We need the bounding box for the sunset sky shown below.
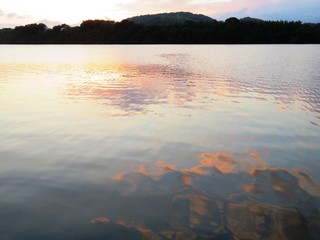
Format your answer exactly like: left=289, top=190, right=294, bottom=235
left=0, top=0, right=319, bottom=28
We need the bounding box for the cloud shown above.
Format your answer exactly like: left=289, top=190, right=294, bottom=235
left=0, top=0, right=319, bottom=28
left=117, top=0, right=226, bottom=17
left=213, top=0, right=320, bottom=22
left=37, top=19, right=63, bottom=28
left=0, top=8, right=30, bottom=19
left=0, top=8, right=63, bottom=28
left=5, top=12, right=27, bottom=19
left=118, top=0, right=320, bottom=22
left=0, top=9, right=34, bottom=28
left=0, top=0, right=126, bottom=25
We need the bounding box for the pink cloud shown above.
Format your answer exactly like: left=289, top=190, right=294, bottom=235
left=212, top=0, right=320, bottom=22
left=118, top=0, right=320, bottom=22
left=118, top=0, right=284, bottom=16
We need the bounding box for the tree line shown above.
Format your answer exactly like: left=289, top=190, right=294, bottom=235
left=0, top=18, right=319, bottom=44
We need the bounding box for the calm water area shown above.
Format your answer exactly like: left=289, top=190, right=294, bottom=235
left=0, top=45, right=319, bottom=239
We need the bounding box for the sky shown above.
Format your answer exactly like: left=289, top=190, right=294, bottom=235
left=0, top=0, right=319, bottom=28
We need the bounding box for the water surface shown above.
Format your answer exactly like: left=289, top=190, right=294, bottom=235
left=0, top=45, right=319, bottom=239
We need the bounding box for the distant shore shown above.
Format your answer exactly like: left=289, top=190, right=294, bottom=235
left=1, top=18, right=319, bottom=44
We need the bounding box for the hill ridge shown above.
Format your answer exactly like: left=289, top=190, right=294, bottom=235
left=125, top=12, right=215, bottom=25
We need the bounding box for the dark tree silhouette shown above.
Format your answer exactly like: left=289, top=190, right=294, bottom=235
left=0, top=17, right=319, bottom=44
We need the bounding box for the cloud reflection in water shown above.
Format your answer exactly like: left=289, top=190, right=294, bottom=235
left=63, top=50, right=320, bottom=128
left=1, top=45, right=320, bottom=239
left=85, top=149, right=320, bottom=240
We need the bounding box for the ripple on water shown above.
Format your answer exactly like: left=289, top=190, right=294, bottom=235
left=0, top=45, right=319, bottom=239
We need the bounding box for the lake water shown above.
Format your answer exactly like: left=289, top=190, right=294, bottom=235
left=0, top=45, right=319, bottom=239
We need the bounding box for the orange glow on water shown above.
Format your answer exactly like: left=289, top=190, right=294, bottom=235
left=1, top=45, right=319, bottom=239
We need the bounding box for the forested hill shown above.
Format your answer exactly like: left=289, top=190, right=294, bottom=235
left=0, top=13, right=319, bottom=44
left=126, top=12, right=215, bottom=25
